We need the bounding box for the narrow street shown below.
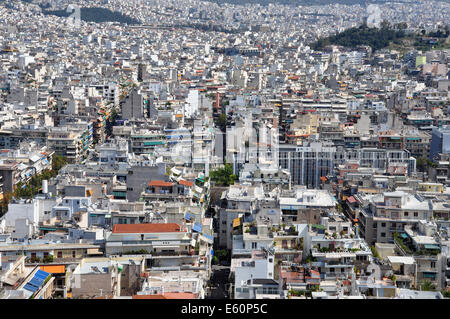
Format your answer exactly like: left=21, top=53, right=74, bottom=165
left=206, top=266, right=230, bottom=299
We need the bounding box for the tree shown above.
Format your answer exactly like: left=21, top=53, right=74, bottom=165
left=0, top=191, right=13, bottom=217
left=0, top=155, right=68, bottom=215
left=217, top=113, right=227, bottom=131
left=210, top=163, right=237, bottom=186
left=421, top=280, right=436, bottom=291
left=52, top=155, right=68, bottom=172
left=215, top=249, right=228, bottom=261
left=43, top=255, right=54, bottom=263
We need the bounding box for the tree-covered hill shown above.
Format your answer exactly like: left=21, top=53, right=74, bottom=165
left=312, top=23, right=408, bottom=51
left=41, top=6, right=141, bottom=25
left=312, top=23, right=450, bottom=52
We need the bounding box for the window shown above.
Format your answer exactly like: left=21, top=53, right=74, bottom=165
left=72, top=251, right=76, bottom=258
left=252, top=242, right=257, bottom=249
left=57, top=251, right=62, bottom=258
left=404, top=212, right=408, bottom=217
left=381, top=223, right=386, bottom=228
left=414, top=212, right=418, bottom=217
left=381, top=232, right=386, bottom=237
left=431, top=262, right=436, bottom=268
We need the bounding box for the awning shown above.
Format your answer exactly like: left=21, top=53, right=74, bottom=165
left=347, top=196, right=356, bottom=204
left=23, top=283, right=39, bottom=293
left=34, top=270, right=50, bottom=280
left=87, top=248, right=102, bottom=255
left=200, top=233, right=214, bottom=244
left=184, top=212, right=194, bottom=221
left=232, top=217, right=241, bottom=228
left=400, top=233, right=408, bottom=239
left=40, top=265, right=65, bottom=274
left=424, top=244, right=440, bottom=250
left=192, top=222, right=202, bottom=233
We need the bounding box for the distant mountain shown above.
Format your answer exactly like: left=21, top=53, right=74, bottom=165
left=41, top=6, right=141, bottom=25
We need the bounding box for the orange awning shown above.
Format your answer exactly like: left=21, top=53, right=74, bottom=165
left=179, top=179, right=194, bottom=187
left=232, top=217, right=241, bottom=228
left=40, top=265, right=65, bottom=274
left=149, top=180, right=173, bottom=187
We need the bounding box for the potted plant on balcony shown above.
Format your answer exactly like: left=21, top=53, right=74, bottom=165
left=43, top=255, right=54, bottom=263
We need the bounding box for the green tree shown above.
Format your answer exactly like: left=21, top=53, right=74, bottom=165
left=370, top=245, right=380, bottom=258
left=217, top=113, right=227, bottom=131
left=210, top=163, right=237, bottom=186
left=52, top=155, right=68, bottom=172
left=421, top=280, right=436, bottom=291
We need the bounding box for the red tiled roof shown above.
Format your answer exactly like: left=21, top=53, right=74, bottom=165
left=112, top=223, right=182, bottom=234
left=149, top=180, right=173, bottom=187
left=310, top=270, right=320, bottom=277
left=179, top=179, right=194, bottom=187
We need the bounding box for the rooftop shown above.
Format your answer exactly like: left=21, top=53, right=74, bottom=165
left=112, top=223, right=183, bottom=233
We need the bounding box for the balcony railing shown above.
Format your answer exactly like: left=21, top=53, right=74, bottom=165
left=324, top=262, right=353, bottom=268
left=232, top=248, right=253, bottom=256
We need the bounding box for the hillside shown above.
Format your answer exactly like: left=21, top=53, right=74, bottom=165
left=41, top=6, right=141, bottom=25
left=312, top=24, right=450, bottom=52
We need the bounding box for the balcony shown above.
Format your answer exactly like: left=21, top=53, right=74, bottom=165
left=324, top=272, right=348, bottom=280
left=324, top=262, right=353, bottom=268
left=274, top=247, right=302, bottom=254
left=151, top=251, right=193, bottom=257
left=232, top=248, right=253, bottom=256
left=418, top=267, right=438, bottom=273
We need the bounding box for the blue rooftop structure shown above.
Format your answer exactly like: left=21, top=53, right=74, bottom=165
left=192, top=222, right=202, bottom=232
left=22, top=270, right=50, bottom=295
left=23, top=283, right=39, bottom=293
left=184, top=212, right=194, bottom=221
